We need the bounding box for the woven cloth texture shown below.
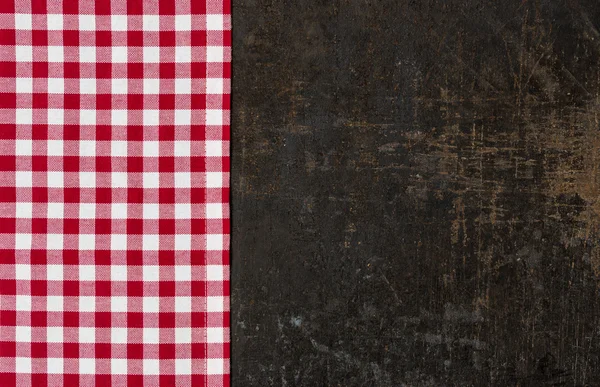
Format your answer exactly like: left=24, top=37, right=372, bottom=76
left=0, top=0, right=231, bottom=385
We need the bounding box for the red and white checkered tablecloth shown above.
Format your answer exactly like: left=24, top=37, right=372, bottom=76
left=0, top=0, right=230, bottom=385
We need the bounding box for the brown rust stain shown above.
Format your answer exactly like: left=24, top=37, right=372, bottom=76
left=539, top=99, right=600, bottom=274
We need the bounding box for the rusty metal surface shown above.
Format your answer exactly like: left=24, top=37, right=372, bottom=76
left=231, top=0, right=600, bottom=385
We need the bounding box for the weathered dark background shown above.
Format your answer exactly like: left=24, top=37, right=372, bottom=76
left=231, top=0, right=600, bottom=385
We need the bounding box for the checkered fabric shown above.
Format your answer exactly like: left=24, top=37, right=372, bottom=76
left=0, top=0, right=230, bottom=385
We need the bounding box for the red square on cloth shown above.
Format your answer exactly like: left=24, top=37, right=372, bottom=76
left=0, top=0, right=230, bottom=385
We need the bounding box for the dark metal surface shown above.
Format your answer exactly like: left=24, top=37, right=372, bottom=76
left=231, top=0, right=600, bottom=385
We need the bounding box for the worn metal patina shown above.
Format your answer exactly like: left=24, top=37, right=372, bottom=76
left=232, top=0, right=600, bottom=384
